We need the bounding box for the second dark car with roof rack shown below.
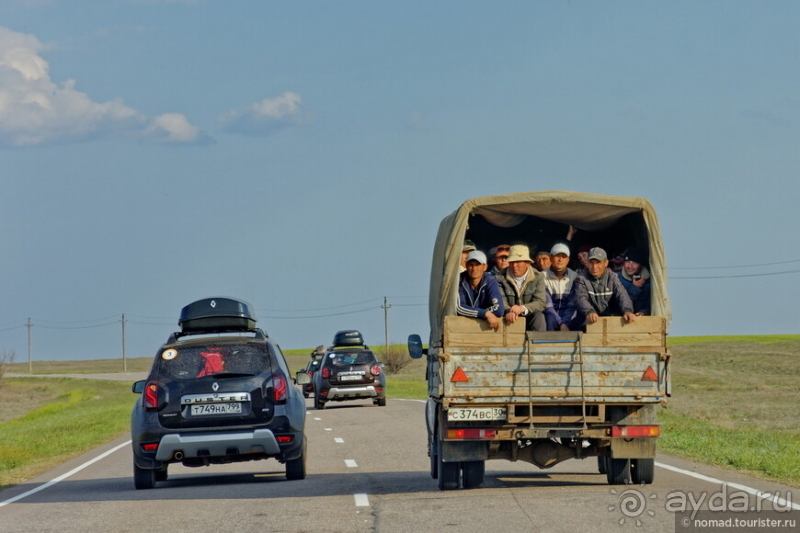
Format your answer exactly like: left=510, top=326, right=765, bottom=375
left=306, top=330, right=386, bottom=410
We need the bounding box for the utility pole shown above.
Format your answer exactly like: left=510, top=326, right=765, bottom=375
left=27, top=318, right=32, bottom=373
left=380, top=297, right=391, bottom=357
left=121, top=313, right=127, bottom=372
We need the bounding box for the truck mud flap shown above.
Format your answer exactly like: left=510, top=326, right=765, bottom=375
left=440, top=440, right=488, bottom=462
left=610, top=438, right=656, bottom=459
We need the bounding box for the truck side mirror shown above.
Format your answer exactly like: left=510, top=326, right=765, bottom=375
left=408, top=334, right=427, bottom=359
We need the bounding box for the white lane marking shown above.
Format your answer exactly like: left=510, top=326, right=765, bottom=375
left=324, top=428, right=332, bottom=431
left=345, top=459, right=358, bottom=468
left=0, top=440, right=131, bottom=508
left=656, top=462, right=800, bottom=510
left=334, top=438, right=344, bottom=443
left=393, top=398, right=426, bottom=403
left=313, top=417, right=322, bottom=421
left=354, top=493, right=370, bottom=507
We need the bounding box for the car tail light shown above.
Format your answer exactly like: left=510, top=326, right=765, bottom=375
left=143, top=381, right=161, bottom=411
left=276, top=435, right=293, bottom=444
left=141, top=443, right=159, bottom=452
left=611, top=425, right=660, bottom=437
left=321, top=367, right=331, bottom=378
left=371, top=364, right=381, bottom=376
left=270, top=374, right=288, bottom=403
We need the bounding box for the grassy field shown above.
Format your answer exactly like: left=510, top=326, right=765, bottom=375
left=1, top=336, right=798, bottom=490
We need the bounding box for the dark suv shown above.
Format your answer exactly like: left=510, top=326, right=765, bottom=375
left=130, top=297, right=308, bottom=489
left=309, top=330, right=386, bottom=410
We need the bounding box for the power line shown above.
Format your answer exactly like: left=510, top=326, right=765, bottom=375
left=671, top=258, right=800, bottom=270
left=671, top=268, right=800, bottom=280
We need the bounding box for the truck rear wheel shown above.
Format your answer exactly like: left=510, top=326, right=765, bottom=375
left=437, top=456, right=459, bottom=490
left=606, top=458, right=631, bottom=485
left=462, top=460, right=485, bottom=489
left=631, top=458, right=654, bottom=484
left=597, top=456, right=607, bottom=475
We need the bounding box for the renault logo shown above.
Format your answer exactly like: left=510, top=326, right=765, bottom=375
left=212, top=382, right=219, bottom=392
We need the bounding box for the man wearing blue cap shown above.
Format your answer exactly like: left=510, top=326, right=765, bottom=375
left=457, top=250, right=505, bottom=330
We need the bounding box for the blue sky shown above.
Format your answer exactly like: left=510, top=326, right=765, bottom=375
left=1, top=1, right=799, bottom=362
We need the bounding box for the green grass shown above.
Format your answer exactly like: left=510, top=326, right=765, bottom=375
left=1, top=336, right=798, bottom=489
left=659, top=338, right=800, bottom=486
left=0, top=378, right=135, bottom=490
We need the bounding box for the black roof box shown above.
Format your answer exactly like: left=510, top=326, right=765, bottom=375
left=331, top=330, right=365, bottom=347
left=178, top=297, right=257, bottom=333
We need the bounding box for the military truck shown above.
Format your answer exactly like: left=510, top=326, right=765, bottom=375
left=408, top=191, right=671, bottom=490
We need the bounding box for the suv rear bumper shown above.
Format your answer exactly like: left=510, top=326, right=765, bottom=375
left=154, top=429, right=281, bottom=461
left=325, top=385, right=380, bottom=400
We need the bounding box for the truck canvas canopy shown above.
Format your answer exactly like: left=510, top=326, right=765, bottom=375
left=429, top=191, right=670, bottom=343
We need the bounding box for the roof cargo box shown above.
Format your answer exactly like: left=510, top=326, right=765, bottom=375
left=179, top=297, right=257, bottom=333
left=332, top=330, right=364, bottom=347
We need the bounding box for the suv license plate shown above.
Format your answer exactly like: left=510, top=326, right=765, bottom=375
left=191, top=403, right=242, bottom=416
left=339, top=375, right=363, bottom=381
left=448, top=407, right=506, bottom=421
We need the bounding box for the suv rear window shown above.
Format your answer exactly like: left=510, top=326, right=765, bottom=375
left=326, top=350, right=376, bottom=366
left=156, top=341, right=272, bottom=381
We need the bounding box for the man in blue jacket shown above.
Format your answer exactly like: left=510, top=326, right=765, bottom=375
left=457, top=250, right=505, bottom=330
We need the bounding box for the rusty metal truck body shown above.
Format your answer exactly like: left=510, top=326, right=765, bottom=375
left=408, top=191, right=671, bottom=490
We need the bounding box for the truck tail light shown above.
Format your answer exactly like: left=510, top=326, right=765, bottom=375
left=270, top=375, right=288, bottom=403
left=446, top=428, right=497, bottom=440
left=611, top=425, right=660, bottom=437
left=371, top=364, right=381, bottom=376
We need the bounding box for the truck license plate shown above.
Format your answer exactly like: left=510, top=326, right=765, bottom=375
left=448, top=407, right=506, bottom=421
left=191, top=403, right=242, bottom=416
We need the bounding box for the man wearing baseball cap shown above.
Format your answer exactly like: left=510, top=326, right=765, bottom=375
left=572, top=247, right=636, bottom=327
left=544, top=242, right=579, bottom=331
left=496, top=244, right=547, bottom=331
left=457, top=250, right=505, bottom=330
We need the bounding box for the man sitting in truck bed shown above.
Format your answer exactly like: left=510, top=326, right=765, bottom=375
left=496, top=244, right=547, bottom=331
left=457, top=250, right=505, bottom=330
left=572, top=247, right=636, bottom=327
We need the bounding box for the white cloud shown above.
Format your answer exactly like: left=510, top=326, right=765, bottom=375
left=144, top=112, right=212, bottom=145
left=0, top=26, right=206, bottom=147
left=218, top=91, right=311, bottom=136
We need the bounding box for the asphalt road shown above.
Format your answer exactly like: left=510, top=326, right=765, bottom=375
left=1, top=392, right=797, bottom=533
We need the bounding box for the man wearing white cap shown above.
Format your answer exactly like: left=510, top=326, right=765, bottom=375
left=544, top=242, right=579, bottom=331
left=573, top=247, right=636, bottom=327
left=496, top=244, right=547, bottom=331
left=457, top=250, right=505, bottom=330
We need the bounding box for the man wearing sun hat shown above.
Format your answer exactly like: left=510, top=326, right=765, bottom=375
left=496, top=244, right=547, bottom=331
left=457, top=250, right=505, bottom=330
left=572, top=247, right=636, bottom=327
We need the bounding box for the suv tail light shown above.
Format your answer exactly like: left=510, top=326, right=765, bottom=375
left=270, top=374, right=288, bottom=403
left=321, top=367, right=331, bottom=378
left=143, top=381, right=165, bottom=411
left=370, top=364, right=381, bottom=376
